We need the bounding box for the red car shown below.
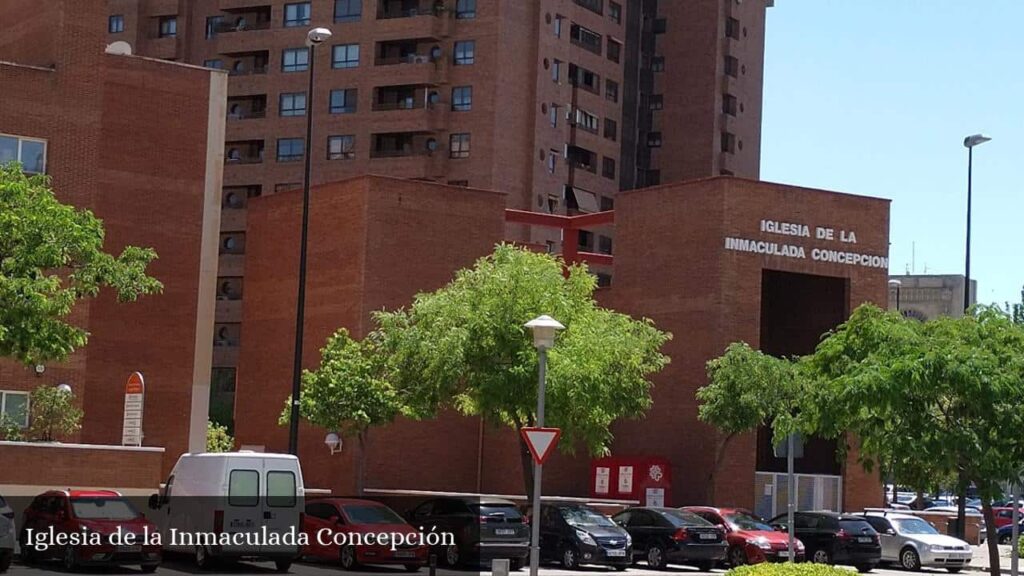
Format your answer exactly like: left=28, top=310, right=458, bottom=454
left=993, top=507, right=1020, bottom=528
left=683, top=506, right=805, bottom=566
left=303, top=498, right=428, bottom=571
left=20, top=490, right=161, bottom=572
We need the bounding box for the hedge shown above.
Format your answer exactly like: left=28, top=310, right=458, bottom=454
left=728, top=563, right=853, bottom=576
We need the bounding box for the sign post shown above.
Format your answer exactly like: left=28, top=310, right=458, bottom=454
left=121, top=372, right=145, bottom=447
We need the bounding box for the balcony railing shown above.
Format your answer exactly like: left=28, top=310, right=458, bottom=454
left=372, top=99, right=432, bottom=111
left=228, top=64, right=268, bottom=76
left=378, top=0, right=444, bottom=19
left=228, top=109, right=266, bottom=120
left=376, top=53, right=434, bottom=66
left=215, top=19, right=271, bottom=33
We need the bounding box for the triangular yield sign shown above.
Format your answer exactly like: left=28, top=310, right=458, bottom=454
left=521, top=427, right=562, bottom=465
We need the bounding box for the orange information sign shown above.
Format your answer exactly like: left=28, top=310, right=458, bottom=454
left=122, top=372, right=145, bottom=446
left=125, top=372, right=145, bottom=395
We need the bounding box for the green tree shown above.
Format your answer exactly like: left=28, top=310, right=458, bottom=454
left=697, top=342, right=808, bottom=501
left=279, top=328, right=402, bottom=495
left=0, top=413, right=24, bottom=441
left=0, top=163, right=162, bottom=364
left=206, top=420, right=235, bottom=452
left=27, top=385, right=83, bottom=442
left=375, top=244, right=671, bottom=498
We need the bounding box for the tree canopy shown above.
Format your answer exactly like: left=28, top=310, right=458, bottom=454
left=0, top=164, right=162, bottom=364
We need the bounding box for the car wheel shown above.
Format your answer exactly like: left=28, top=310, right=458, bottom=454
left=646, top=543, right=668, bottom=570
left=195, top=545, right=214, bottom=570
left=404, top=564, right=422, bottom=572
left=697, top=560, right=716, bottom=571
left=274, top=559, right=292, bottom=573
left=444, top=543, right=461, bottom=567
left=729, top=546, right=748, bottom=567
left=62, top=545, right=78, bottom=573
left=812, top=548, right=832, bottom=564
left=561, top=545, right=579, bottom=569
left=18, top=533, right=35, bottom=565
left=856, top=564, right=876, bottom=573
left=946, top=569, right=962, bottom=573
left=613, top=565, right=628, bottom=571
left=140, top=564, right=159, bottom=574
left=340, top=545, right=359, bottom=570
left=510, top=558, right=524, bottom=571
left=900, top=547, right=921, bottom=571
left=1000, top=533, right=1012, bottom=545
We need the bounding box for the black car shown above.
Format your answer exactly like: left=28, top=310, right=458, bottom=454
left=407, top=497, right=529, bottom=569
left=537, top=503, right=631, bottom=570
left=611, top=507, right=727, bottom=570
left=768, top=512, right=881, bottom=572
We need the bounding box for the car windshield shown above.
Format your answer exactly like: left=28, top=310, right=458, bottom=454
left=661, top=510, right=712, bottom=527
left=839, top=519, right=876, bottom=533
left=343, top=505, right=405, bottom=525
left=895, top=518, right=939, bottom=535
left=560, top=506, right=616, bottom=528
left=71, top=498, right=140, bottom=520
left=725, top=512, right=773, bottom=531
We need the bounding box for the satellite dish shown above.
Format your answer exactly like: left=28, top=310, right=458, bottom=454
left=426, top=138, right=438, bottom=152
left=105, top=41, right=133, bottom=56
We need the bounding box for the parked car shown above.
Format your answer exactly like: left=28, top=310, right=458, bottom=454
left=303, top=498, right=428, bottom=571
left=148, top=451, right=304, bottom=571
left=535, top=503, right=631, bottom=570
left=768, top=511, right=880, bottom=572
left=862, top=512, right=972, bottom=572
left=0, top=494, right=14, bottom=573
left=684, top=506, right=805, bottom=565
left=993, top=507, right=1020, bottom=529
left=406, top=496, right=529, bottom=569
left=20, top=489, right=161, bottom=572
left=996, top=520, right=1024, bottom=544
left=921, top=506, right=986, bottom=543
left=611, top=507, right=727, bottom=570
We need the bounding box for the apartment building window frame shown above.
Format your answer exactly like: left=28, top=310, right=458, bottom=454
left=455, top=0, right=476, bottom=19
left=449, top=133, right=471, bottom=159
left=454, top=41, right=476, bottom=65
left=607, top=39, right=622, bottom=63
left=277, top=138, right=305, bottom=162
left=726, top=17, right=740, bottom=40
left=603, top=118, right=617, bottom=141
left=651, top=55, right=665, bottom=72
left=648, top=94, right=664, bottom=110
left=651, top=17, right=667, bottom=34
left=553, top=14, right=563, bottom=38
left=452, top=86, right=472, bottom=112
left=204, top=59, right=224, bottom=69
left=551, top=59, right=562, bottom=83
left=549, top=104, right=559, bottom=128
left=0, top=133, right=47, bottom=174
left=332, top=43, right=360, bottom=68
left=725, top=55, right=739, bottom=78
left=574, top=108, right=599, bottom=134
left=329, top=88, right=358, bottom=114
left=570, top=23, right=602, bottom=55
left=109, top=14, right=125, bottom=33
left=281, top=47, right=309, bottom=72
left=569, top=64, right=600, bottom=94
left=602, top=157, right=616, bottom=180
left=327, top=135, right=356, bottom=160
left=647, top=131, right=663, bottom=148
left=598, top=235, right=613, bottom=255
left=334, top=0, right=362, bottom=22
left=573, top=0, right=603, bottom=16
left=547, top=149, right=558, bottom=174
left=159, top=16, right=177, bottom=38
left=0, top=390, right=29, bottom=429
left=721, top=131, right=737, bottom=153
left=284, top=2, right=312, bottom=27
left=723, top=93, right=738, bottom=116
left=604, top=79, right=618, bottom=102
left=279, top=92, right=307, bottom=117
left=205, top=15, right=223, bottom=39
left=608, top=1, right=621, bottom=24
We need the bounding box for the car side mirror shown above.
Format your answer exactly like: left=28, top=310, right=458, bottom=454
left=717, top=524, right=729, bottom=532
left=148, top=494, right=161, bottom=510
left=772, top=524, right=786, bottom=532
left=886, top=528, right=896, bottom=536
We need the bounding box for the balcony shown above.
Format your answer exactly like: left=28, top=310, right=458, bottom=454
left=227, top=95, right=267, bottom=120
left=225, top=140, right=264, bottom=164
left=375, top=38, right=442, bottom=66
left=370, top=131, right=439, bottom=159
left=213, top=6, right=272, bottom=34
left=225, top=51, right=270, bottom=76
left=372, top=85, right=436, bottom=111
left=378, top=0, right=445, bottom=19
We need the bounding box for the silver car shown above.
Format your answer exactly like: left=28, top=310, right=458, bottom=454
left=0, top=494, right=14, bottom=573
left=863, top=512, right=972, bottom=573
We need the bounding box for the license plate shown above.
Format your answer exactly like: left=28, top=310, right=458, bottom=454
left=607, top=549, right=626, bottom=557
left=495, top=529, right=515, bottom=536
left=394, top=551, right=416, bottom=559
left=777, top=551, right=790, bottom=558
left=117, top=545, right=141, bottom=553
left=699, top=533, right=717, bottom=540
left=857, top=537, right=872, bottom=543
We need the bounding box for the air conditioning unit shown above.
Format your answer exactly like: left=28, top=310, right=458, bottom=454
left=413, top=55, right=429, bottom=64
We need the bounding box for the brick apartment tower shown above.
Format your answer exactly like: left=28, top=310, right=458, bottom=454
left=104, top=0, right=769, bottom=423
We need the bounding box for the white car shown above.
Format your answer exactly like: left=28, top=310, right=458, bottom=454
left=863, top=512, right=972, bottom=572
left=0, top=493, right=14, bottom=573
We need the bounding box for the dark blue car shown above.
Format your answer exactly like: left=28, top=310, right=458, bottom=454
left=997, top=521, right=1024, bottom=544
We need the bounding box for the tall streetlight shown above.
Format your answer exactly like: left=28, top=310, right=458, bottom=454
left=524, top=315, right=564, bottom=576
left=962, top=134, right=991, bottom=313
left=288, top=26, right=333, bottom=456
left=889, top=279, right=902, bottom=313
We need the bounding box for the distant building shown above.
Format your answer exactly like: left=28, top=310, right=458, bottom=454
left=888, top=274, right=977, bottom=321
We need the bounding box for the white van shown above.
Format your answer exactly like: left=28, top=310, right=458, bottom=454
left=148, top=452, right=304, bottom=571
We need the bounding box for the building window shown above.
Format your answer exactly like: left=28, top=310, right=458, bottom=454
left=598, top=235, right=613, bottom=255
left=721, top=131, right=736, bottom=153
left=159, top=16, right=177, bottom=38
left=553, top=14, right=563, bottom=37
left=282, top=48, right=309, bottom=72
left=549, top=104, right=559, bottom=128
left=284, top=2, right=311, bottom=27
left=332, top=44, right=360, bottom=68
left=327, top=135, right=355, bottom=160
left=609, top=1, right=621, bottom=24
left=449, top=133, right=470, bottom=159
left=329, top=88, right=357, bottom=113
left=335, top=0, right=361, bottom=22
left=551, top=59, right=561, bottom=83
left=725, top=55, right=739, bottom=78
left=723, top=94, right=738, bottom=116
left=602, top=157, right=616, bottom=179
left=547, top=149, right=557, bottom=174
left=277, top=138, right=304, bottom=162
left=573, top=0, right=603, bottom=16
left=649, top=94, right=664, bottom=110
left=600, top=195, right=614, bottom=211
left=647, top=132, right=662, bottom=147
left=652, top=17, right=667, bottom=34
left=0, top=391, right=29, bottom=429
left=456, top=0, right=476, bottom=19
left=452, top=86, right=472, bottom=111
left=726, top=17, right=740, bottom=40
left=109, top=14, right=125, bottom=33
left=0, top=133, right=47, bottom=174
left=607, top=39, right=621, bottom=63
left=605, top=79, right=618, bottom=102
left=570, top=23, right=602, bottom=54
left=569, top=64, right=600, bottom=93
left=651, top=55, right=665, bottom=72
left=603, top=118, right=617, bottom=141
left=574, top=109, right=599, bottom=133
left=279, top=93, right=307, bottom=117
left=204, top=59, right=224, bottom=69
left=205, top=15, right=223, bottom=38
left=454, top=41, right=475, bottom=65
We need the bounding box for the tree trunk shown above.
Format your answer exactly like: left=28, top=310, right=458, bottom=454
left=955, top=470, right=967, bottom=538
left=915, top=489, right=925, bottom=510
left=355, top=429, right=367, bottom=497
left=706, top=433, right=737, bottom=503
left=983, top=499, right=999, bottom=576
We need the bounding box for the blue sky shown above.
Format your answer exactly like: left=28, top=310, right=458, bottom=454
left=761, top=1, right=1022, bottom=307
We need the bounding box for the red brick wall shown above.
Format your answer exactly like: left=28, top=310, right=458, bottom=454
left=0, top=442, right=163, bottom=490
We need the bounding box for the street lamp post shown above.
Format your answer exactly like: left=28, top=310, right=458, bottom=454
left=524, top=315, right=565, bottom=576
left=287, top=27, right=333, bottom=456
left=962, top=134, right=991, bottom=313
left=889, top=279, right=902, bottom=313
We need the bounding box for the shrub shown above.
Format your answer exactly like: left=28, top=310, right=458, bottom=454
left=728, top=563, right=852, bottom=576
left=0, top=414, right=24, bottom=441
left=206, top=420, right=234, bottom=452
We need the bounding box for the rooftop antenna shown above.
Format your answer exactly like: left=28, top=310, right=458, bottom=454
left=912, top=241, right=916, bottom=274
